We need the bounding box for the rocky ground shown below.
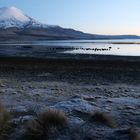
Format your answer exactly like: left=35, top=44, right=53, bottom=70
left=0, top=57, right=139, bottom=140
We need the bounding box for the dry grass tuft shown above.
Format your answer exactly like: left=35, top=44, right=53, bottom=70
left=27, top=109, right=68, bottom=139
left=0, top=103, right=10, bottom=139
left=0, top=80, right=4, bottom=87
left=129, top=128, right=140, bottom=140
left=89, top=111, right=117, bottom=128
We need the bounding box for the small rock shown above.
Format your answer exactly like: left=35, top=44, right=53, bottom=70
left=11, top=106, right=28, bottom=113
left=52, top=97, right=99, bottom=114
left=12, top=115, right=33, bottom=124
left=124, top=106, right=136, bottom=110
left=69, top=116, right=84, bottom=124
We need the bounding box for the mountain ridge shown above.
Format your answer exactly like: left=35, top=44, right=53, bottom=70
left=0, top=6, right=140, bottom=41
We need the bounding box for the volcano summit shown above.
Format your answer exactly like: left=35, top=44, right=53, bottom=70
left=0, top=6, right=140, bottom=41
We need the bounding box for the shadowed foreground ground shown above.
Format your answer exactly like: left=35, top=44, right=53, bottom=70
left=0, top=56, right=139, bottom=140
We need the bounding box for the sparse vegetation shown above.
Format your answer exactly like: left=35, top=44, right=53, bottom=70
left=89, top=111, right=118, bottom=128
left=129, top=128, right=140, bottom=140
left=27, top=109, right=68, bottom=139
left=0, top=80, right=4, bottom=87
left=0, top=103, right=10, bottom=139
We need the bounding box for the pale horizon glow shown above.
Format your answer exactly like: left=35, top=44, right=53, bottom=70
left=0, top=0, right=140, bottom=35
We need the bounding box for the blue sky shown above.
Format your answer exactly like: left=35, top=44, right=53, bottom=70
left=0, top=0, right=140, bottom=35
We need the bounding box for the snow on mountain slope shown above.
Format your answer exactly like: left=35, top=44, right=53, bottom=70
left=0, top=6, right=52, bottom=28
left=0, top=7, right=30, bottom=22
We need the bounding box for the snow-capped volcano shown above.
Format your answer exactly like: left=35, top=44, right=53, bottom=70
left=0, top=6, right=50, bottom=28
left=0, top=6, right=139, bottom=41
left=0, top=6, right=96, bottom=40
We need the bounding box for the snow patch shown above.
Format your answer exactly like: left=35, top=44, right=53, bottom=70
left=0, top=6, right=57, bottom=29
left=0, top=7, right=30, bottom=22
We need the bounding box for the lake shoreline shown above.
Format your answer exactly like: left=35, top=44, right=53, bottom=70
left=1, top=53, right=140, bottom=62
left=1, top=39, right=140, bottom=56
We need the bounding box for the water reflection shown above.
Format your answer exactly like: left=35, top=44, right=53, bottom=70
left=0, top=39, right=140, bottom=56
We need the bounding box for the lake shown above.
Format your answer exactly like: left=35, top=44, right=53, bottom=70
left=1, top=39, right=140, bottom=56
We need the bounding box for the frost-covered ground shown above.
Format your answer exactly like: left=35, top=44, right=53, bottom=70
left=0, top=58, right=139, bottom=140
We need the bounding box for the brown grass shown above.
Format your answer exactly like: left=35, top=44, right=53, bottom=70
left=129, top=128, right=140, bottom=140
left=89, top=111, right=118, bottom=128
left=0, top=103, right=10, bottom=139
left=27, top=109, right=68, bottom=139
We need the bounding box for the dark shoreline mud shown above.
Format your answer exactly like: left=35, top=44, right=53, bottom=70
left=0, top=55, right=140, bottom=84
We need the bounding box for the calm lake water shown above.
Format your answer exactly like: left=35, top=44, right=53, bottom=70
left=1, top=39, right=140, bottom=56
